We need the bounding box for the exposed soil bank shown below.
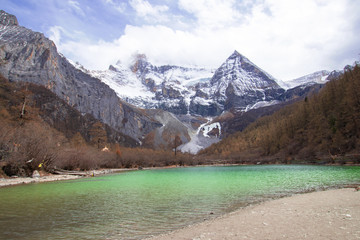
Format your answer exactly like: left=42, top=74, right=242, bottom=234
left=149, top=188, right=360, bottom=240
left=0, top=174, right=81, bottom=187
left=0, top=168, right=135, bottom=188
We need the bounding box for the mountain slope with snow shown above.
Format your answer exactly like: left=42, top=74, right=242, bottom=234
left=90, top=55, right=215, bottom=115
left=91, top=64, right=155, bottom=108
left=91, top=50, right=336, bottom=120
left=281, top=70, right=331, bottom=89
left=205, top=50, right=285, bottom=112
left=92, top=51, right=290, bottom=116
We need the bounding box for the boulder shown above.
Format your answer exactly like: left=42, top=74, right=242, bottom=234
left=32, top=170, right=40, bottom=178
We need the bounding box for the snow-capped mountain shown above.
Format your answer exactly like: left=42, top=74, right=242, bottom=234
left=280, top=70, right=331, bottom=90
left=91, top=50, right=336, bottom=119
left=86, top=49, right=338, bottom=153
left=88, top=49, right=338, bottom=152
left=92, top=51, right=289, bottom=117
left=90, top=54, right=215, bottom=115
left=91, top=63, right=155, bottom=108
left=205, top=50, right=285, bottom=112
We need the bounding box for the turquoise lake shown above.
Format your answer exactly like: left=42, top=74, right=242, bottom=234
left=0, top=165, right=360, bottom=239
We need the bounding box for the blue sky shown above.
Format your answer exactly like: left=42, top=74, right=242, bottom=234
left=2, top=0, right=360, bottom=80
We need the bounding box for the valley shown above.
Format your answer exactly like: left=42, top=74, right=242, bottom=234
left=0, top=9, right=358, bottom=178
left=0, top=4, right=360, bottom=240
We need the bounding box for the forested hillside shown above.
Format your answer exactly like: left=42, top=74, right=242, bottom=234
left=0, top=76, right=193, bottom=177
left=199, top=64, right=360, bottom=164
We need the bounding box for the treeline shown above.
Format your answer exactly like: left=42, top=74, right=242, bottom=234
left=200, top=64, right=360, bottom=164
left=0, top=76, right=193, bottom=177
left=0, top=119, right=194, bottom=177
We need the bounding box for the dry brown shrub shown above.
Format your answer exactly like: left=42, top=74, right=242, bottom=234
left=0, top=121, right=61, bottom=176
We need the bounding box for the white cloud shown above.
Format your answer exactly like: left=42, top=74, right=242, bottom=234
left=178, top=0, right=241, bottom=29
left=48, top=26, right=64, bottom=46
left=235, top=0, right=360, bottom=79
left=52, top=0, right=360, bottom=80
left=58, top=40, right=121, bottom=70
left=68, top=0, right=85, bottom=16
left=48, top=25, right=88, bottom=45
left=103, top=0, right=127, bottom=13
left=129, top=0, right=169, bottom=22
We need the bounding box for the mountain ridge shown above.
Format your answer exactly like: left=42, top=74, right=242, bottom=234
left=91, top=49, right=334, bottom=119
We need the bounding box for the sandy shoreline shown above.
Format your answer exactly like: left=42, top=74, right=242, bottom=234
left=148, top=188, right=360, bottom=240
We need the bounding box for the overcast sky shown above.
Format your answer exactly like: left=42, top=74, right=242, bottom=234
left=2, top=0, right=360, bottom=80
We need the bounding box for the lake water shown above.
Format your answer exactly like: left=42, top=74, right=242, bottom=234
left=1, top=165, right=360, bottom=239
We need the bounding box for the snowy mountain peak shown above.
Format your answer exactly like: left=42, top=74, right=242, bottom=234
left=228, top=50, right=242, bottom=58
left=211, top=50, right=278, bottom=85
left=226, top=50, right=270, bottom=74
left=228, top=50, right=248, bottom=62
left=90, top=57, right=215, bottom=114
left=130, top=53, right=151, bottom=74
left=108, top=65, right=118, bottom=71
left=208, top=51, right=284, bottom=111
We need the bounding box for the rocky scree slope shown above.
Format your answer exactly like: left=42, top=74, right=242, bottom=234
left=0, top=10, right=161, bottom=143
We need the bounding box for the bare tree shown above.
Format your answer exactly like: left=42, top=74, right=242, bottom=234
left=173, top=135, right=182, bottom=156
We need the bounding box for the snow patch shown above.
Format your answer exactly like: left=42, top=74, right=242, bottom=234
left=180, top=120, right=221, bottom=154
left=192, top=97, right=212, bottom=106
left=201, top=122, right=221, bottom=138
left=244, top=100, right=281, bottom=112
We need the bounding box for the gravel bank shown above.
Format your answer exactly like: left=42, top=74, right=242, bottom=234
left=149, top=188, right=360, bottom=240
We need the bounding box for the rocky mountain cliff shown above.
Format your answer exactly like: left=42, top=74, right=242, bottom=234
left=0, top=74, right=138, bottom=147
left=0, top=10, right=161, bottom=143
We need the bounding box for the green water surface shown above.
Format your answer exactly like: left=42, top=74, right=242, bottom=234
left=0, top=165, right=359, bottom=239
